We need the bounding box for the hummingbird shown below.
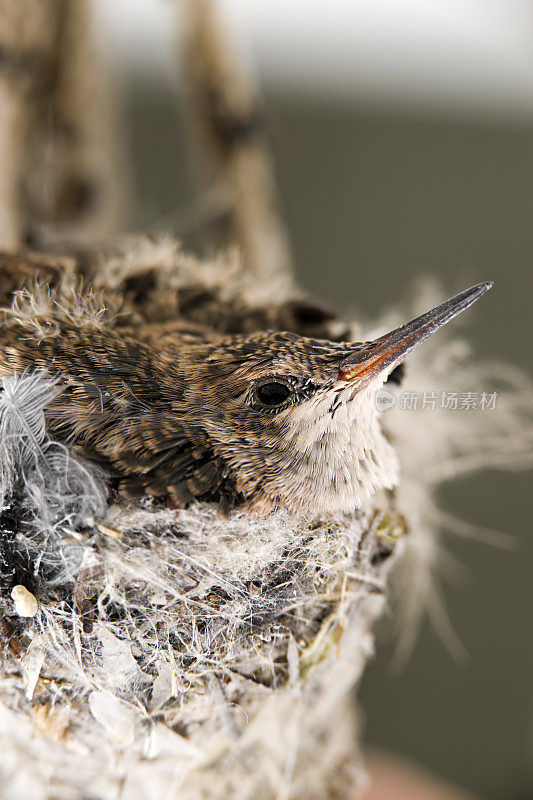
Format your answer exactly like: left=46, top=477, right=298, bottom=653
left=0, top=260, right=492, bottom=515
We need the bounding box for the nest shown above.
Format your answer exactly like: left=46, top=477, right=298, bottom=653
left=0, top=249, right=532, bottom=800
left=0, top=369, right=400, bottom=799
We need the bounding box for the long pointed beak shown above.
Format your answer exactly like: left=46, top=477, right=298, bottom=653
left=338, top=282, right=493, bottom=388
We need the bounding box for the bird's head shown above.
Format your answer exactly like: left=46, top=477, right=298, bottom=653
left=177, top=282, right=492, bottom=514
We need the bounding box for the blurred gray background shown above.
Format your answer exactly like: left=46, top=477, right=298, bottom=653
left=95, top=2, right=533, bottom=797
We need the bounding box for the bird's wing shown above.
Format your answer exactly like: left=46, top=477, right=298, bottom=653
left=113, top=418, right=228, bottom=505
left=0, top=319, right=229, bottom=506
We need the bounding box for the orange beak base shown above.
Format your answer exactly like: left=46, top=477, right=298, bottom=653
left=338, top=282, right=493, bottom=390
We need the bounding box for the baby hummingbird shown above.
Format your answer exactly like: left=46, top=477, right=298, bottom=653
left=0, top=277, right=492, bottom=515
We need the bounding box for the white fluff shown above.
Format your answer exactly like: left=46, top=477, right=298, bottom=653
left=0, top=370, right=107, bottom=581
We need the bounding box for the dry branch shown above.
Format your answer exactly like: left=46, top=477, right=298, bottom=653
left=182, top=0, right=294, bottom=293
left=0, top=0, right=122, bottom=250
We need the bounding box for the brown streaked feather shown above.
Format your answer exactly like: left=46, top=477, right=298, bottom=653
left=0, top=247, right=350, bottom=341
left=0, top=251, right=77, bottom=307
left=0, top=318, right=228, bottom=505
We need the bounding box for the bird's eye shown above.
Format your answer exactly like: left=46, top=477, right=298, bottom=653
left=256, top=381, right=291, bottom=406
